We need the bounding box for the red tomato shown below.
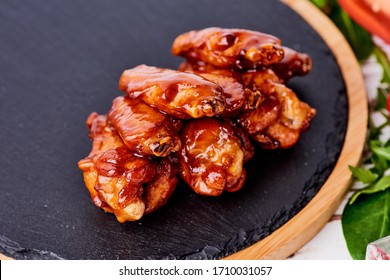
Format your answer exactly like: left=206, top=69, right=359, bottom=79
left=387, top=92, right=390, bottom=113
left=338, top=0, right=390, bottom=44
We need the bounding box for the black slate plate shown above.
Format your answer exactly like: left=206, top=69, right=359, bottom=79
left=0, top=0, right=347, bottom=259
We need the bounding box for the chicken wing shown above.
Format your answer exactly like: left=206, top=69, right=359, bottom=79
left=179, top=118, right=247, bottom=196
left=238, top=70, right=316, bottom=149
left=77, top=113, right=124, bottom=212
left=77, top=113, right=157, bottom=222
left=93, top=147, right=156, bottom=222
left=241, top=70, right=315, bottom=131
left=179, top=61, right=262, bottom=115
left=172, top=27, right=284, bottom=70
left=143, top=155, right=180, bottom=214
left=108, top=96, right=181, bottom=157
left=271, top=46, right=312, bottom=82
left=119, top=64, right=226, bottom=119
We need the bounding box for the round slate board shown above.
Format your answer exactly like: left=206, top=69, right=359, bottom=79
left=0, top=0, right=347, bottom=259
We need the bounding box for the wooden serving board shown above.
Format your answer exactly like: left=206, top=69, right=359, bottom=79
left=0, top=0, right=367, bottom=260
left=225, top=0, right=368, bottom=259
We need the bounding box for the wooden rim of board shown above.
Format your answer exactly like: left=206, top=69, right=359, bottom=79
left=0, top=0, right=368, bottom=261
left=224, top=0, right=368, bottom=260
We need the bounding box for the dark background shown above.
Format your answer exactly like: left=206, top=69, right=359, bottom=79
left=0, top=0, right=347, bottom=259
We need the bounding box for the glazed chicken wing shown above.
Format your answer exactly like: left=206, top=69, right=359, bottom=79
left=143, top=155, right=180, bottom=214
left=195, top=73, right=245, bottom=116
left=108, top=96, right=181, bottom=157
left=179, top=61, right=262, bottom=115
left=119, top=64, right=226, bottom=119
left=271, top=46, right=312, bottom=82
left=77, top=113, right=124, bottom=212
left=179, top=118, right=247, bottom=196
left=172, top=27, right=284, bottom=70
left=238, top=70, right=316, bottom=149
left=77, top=113, right=157, bottom=222
left=93, top=147, right=156, bottom=222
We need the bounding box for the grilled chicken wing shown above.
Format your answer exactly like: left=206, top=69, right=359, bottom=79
left=271, top=46, right=312, bottom=82
left=77, top=113, right=157, bottom=222
left=93, top=147, right=156, bottom=222
left=192, top=72, right=246, bottom=116
left=77, top=113, right=124, bottom=212
left=179, top=62, right=262, bottom=115
left=238, top=70, right=316, bottom=149
left=144, top=155, right=180, bottom=214
left=179, top=118, right=247, bottom=196
left=119, top=64, right=226, bottom=119
left=108, top=96, right=181, bottom=157
left=172, top=27, right=284, bottom=70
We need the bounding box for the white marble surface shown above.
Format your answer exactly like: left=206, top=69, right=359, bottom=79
left=290, top=40, right=389, bottom=260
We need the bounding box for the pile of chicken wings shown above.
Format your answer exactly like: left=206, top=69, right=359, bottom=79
left=78, top=28, right=316, bottom=222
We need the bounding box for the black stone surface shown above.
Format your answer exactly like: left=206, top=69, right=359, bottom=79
left=0, top=0, right=347, bottom=259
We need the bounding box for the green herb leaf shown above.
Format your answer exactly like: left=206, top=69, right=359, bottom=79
left=348, top=165, right=378, bottom=184
left=375, top=88, right=387, bottom=110
left=310, top=0, right=328, bottom=10
left=342, top=189, right=390, bottom=259
left=372, top=146, right=390, bottom=160
left=370, top=140, right=383, bottom=149
left=374, top=46, right=390, bottom=84
left=371, top=154, right=388, bottom=176
left=350, top=175, right=390, bottom=204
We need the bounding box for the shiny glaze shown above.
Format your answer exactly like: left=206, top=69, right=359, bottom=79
left=179, top=61, right=316, bottom=150
left=94, top=146, right=156, bottom=222
left=238, top=95, right=281, bottom=134
left=179, top=118, right=246, bottom=196
left=179, top=61, right=262, bottom=115
left=119, top=64, right=226, bottom=119
left=108, top=96, right=181, bottom=157
left=78, top=113, right=157, bottom=222
left=194, top=72, right=246, bottom=116
left=172, top=27, right=284, bottom=69
left=239, top=69, right=316, bottom=149
left=228, top=120, right=255, bottom=163
left=78, top=113, right=125, bottom=213
left=143, top=155, right=180, bottom=214
left=271, top=46, right=312, bottom=82
left=78, top=113, right=181, bottom=222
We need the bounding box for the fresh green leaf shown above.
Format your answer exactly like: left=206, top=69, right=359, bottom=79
left=375, top=88, right=387, bottom=110
left=310, top=0, right=328, bottom=10
left=372, top=146, right=390, bottom=161
left=369, top=140, right=383, bottom=149
left=331, top=7, right=374, bottom=61
left=374, top=46, right=390, bottom=84
left=342, top=189, right=390, bottom=259
left=350, top=175, right=390, bottom=204
left=349, top=165, right=378, bottom=184
left=371, top=154, right=388, bottom=176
